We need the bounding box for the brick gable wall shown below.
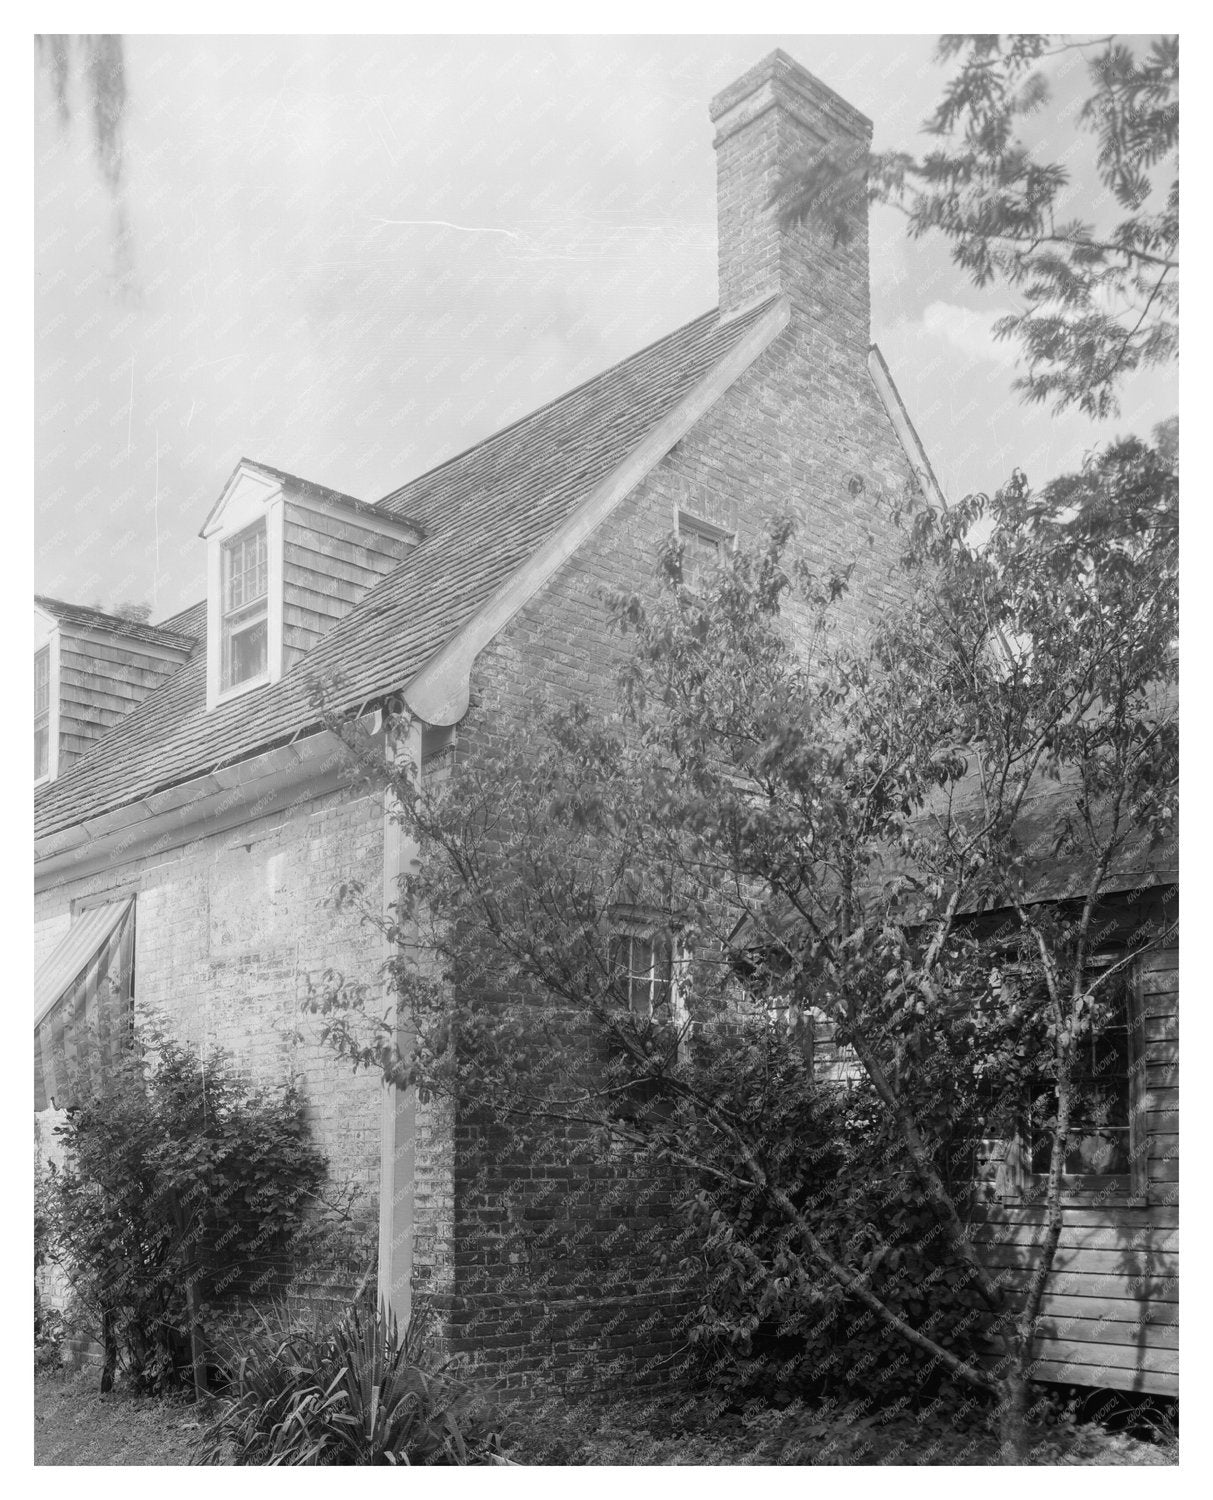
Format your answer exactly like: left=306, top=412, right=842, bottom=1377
left=436, top=282, right=920, bottom=1390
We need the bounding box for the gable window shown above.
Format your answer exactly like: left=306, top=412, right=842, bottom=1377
left=34, top=646, right=50, bottom=780
left=677, top=512, right=733, bottom=592
left=221, top=521, right=269, bottom=689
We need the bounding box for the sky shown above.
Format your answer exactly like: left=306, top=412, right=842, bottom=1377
left=34, top=33, right=1177, bottom=621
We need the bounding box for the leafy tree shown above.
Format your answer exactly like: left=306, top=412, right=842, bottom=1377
left=774, top=34, right=1178, bottom=418
left=313, top=417, right=1176, bottom=1461
left=42, top=1026, right=334, bottom=1398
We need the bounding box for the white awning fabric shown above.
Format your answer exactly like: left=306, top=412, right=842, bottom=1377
left=35, top=896, right=135, bottom=1111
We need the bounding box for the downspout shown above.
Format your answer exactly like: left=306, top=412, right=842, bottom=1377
left=376, top=716, right=421, bottom=1330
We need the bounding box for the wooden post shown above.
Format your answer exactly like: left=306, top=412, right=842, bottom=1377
left=377, top=717, right=420, bottom=1332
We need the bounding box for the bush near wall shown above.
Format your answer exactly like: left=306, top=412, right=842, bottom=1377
left=41, top=1027, right=330, bottom=1393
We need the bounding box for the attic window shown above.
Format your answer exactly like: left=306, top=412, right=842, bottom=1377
left=677, top=512, right=733, bottom=591
left=34, top=646, right=50, bottom=780
left=221, top=521, right=269, bottom=690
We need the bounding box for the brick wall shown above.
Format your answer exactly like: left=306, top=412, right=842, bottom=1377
left=437, top=149, right=920, bottom=1386
left=34, top=779, right=393, bottom=1312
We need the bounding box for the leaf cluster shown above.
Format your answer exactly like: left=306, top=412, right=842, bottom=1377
left=42, top=1026, right=330, bottom=1392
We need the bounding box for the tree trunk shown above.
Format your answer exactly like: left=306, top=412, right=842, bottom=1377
left=997, top=1366, right=1031, bottom=1463
left=100, top=1304, right=118, bottom=1393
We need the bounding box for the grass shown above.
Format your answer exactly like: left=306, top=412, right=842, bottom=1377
left=35, top=1371, right=196, bottom=1466
left=35, top=1370, right=1177, bottom=1466
left=505, top=1390, right=1179, bottom=1466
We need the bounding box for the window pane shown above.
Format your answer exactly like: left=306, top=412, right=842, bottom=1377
left=35, top=723, right=48, bottom=779
left=1028, top=967, right=1133, bottom=1179
left=226, top=616, right=267, bottom=686
left=224, top=523, right=268, bottom=614
left=34, top=647, right=50, bottom=717
left=679, top=522, right=725, bottom=590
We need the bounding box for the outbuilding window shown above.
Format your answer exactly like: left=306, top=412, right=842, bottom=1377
left=998, top=953, right=1147, bottom=1205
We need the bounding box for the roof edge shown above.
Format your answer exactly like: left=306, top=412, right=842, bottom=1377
left=867, top=344, right=946, bottom=511
left=403, top=295, right=792, bottom=725
left=376, top=304, right=751, bottom=513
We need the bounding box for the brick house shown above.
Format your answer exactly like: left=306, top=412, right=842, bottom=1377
left=42, top=50, right=1170, bottom=1396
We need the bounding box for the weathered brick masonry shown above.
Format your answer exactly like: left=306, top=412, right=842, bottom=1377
left=35, top=782, right=389, bottom=1298
left=433, top=55, right=922, bottom=1391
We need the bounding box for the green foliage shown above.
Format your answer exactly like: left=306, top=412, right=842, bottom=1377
left=191, top=1303, right=513, bottom=1465
left=314, top=422, right=1176, bottom=1457
left=42, top=1027, right=329, bottom=1393
left=775, top=34, right=1178, bottom=417
left=682, top=1072, right=993, bottom=1407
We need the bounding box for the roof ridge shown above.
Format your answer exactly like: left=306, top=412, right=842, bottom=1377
left=377, top=303, right=747, bottom=511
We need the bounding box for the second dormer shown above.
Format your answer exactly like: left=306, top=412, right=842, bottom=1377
left=200, top=460, right=422, bottom=710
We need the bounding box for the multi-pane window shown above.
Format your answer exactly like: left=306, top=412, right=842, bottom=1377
left=677, top=514, right=731, bottom=592
left=1026, top=959, right=1137, bottom=1184
left=609, top=931, right=673, bottom=1018
left=221, top=521, right=268, bottom=689
left=988, top=952, right=1144, bottom=1202
left=34, top=646, right=50, bottom=779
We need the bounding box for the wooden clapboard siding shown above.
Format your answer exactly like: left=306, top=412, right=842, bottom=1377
left=970, top=1223, right=1178, bottom=1254
left=281, top=501, right=415, bottom=670
left=1024, top=1360, right=1175, bottom=1398
left=970, top=930, right=1177, bottom=1398
left=56, top=627, right=193, bottom=770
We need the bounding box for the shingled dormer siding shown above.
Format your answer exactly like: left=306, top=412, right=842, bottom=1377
left=282, top=500, right=415, bottom=672
left=58, top=630, right=195, bottom=768
left=34, top=600, right=196, bottom=779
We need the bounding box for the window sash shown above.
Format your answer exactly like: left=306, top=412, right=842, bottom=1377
left=677, top=515, right=732, bottom=591
left=220, top=522, right=269, bottom=688
left=34, top=646, right=51, bottom=778
left=34, top=646, right=50, bottom=718
left=1001, top=956, right=1146, bottom=1201
left=224, top=612, right=268, bottom=688
left=222, top=522, right=268, bottom=616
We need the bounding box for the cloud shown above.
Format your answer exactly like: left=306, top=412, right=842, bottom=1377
left=916, top=301, right=1019, bottom=369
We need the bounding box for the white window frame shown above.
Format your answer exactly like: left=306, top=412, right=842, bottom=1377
left=220, top=520, right=270, bottom=693
left=204, top=473, right=284, bottom=711
left=33, top=614, right=60, bottom=786
left=608, top=920, right=690, bottom=1033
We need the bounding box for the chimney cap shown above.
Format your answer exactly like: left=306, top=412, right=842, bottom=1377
left=709, top=48, right=872, bottom=142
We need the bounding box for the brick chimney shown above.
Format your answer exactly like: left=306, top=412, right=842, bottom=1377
left=710, top=51, right=872, bottom=359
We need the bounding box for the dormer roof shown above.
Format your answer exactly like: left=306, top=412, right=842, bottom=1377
left=35, top=597, right=199, bottom=653
left=199, top=458, right=424, bottom=543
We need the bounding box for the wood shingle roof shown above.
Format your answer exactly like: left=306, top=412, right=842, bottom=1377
left=35, top=298, right=781, bottom=842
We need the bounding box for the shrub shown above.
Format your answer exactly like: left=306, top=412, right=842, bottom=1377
left=42, top=1026, right=329, bottom=1394
left=681, top=1046, right=993, bottom=1409
left=192, top=1303, right=513, bottom=1465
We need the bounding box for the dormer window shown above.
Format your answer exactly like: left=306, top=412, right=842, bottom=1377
left=34, top=646, right=50, bottom=780
left=221, top=521, right=269, bottom=690
left=201, top=458, right=420, bottom=712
